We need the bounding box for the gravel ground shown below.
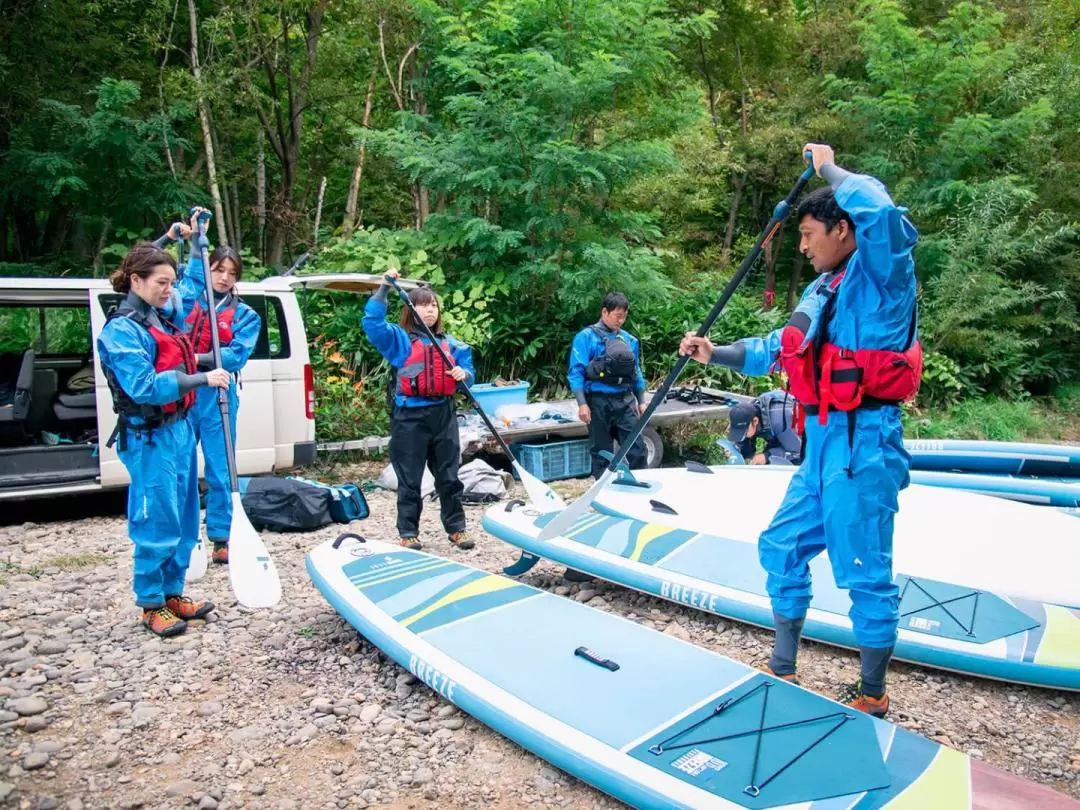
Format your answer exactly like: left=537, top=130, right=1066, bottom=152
left=1, top=460, right=1079, bottom=809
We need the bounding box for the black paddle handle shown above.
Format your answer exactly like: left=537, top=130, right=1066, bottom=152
left=595, top=156, right=818, bottom=478
left=385, top=276, right=522, bottom=464
left=575, top=646, right=620, bottom=672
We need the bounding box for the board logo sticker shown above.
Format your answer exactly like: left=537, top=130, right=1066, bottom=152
left=908, top=616, right=941, bottom=632
left=907, top=440, right=945, bottom=451
left=671, top=748, right=727, bottom=777
left=408, top=654, right=458, bottom=702
left=660, top=581, right=719, bottom=612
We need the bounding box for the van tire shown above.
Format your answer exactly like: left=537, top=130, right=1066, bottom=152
left=614, top=427, right=663, bottom=469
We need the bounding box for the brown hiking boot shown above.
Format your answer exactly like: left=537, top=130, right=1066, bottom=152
left=838, top=681, right=890, bottom=718
left=212, top=543, right=228, bottom=564
left=448, top=531, right=474, bottom=550
left=142, top=606, right=187, bottom=638
left=165, top=595, right=215, bottom=621
left=759, top=664, right=800, bottom=685
left=400, top=537, right=422, bottom=550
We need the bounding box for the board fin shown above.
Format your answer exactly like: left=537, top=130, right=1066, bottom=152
left=600, top=450, right=641, bottom=486
left=650, top=499, right=679, bottom=516
left=503, top=551, right=541, bottom=577
left=684, top=460, right=714, bottom=474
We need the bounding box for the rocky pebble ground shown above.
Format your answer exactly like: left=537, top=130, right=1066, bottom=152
left=2, top=461, right=1079, bottom=809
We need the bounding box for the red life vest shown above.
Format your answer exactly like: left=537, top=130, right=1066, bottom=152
left=779, top=270, right=922, bottom=426
left=397, top=334, right=457, bottom=398
left=185, top=297, right=237, bottom=354
left=103, top=303, right=198, bottom=450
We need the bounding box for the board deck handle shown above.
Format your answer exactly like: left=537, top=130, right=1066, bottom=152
left=574, top=646, right=620, bottom=672
left=333, top=532, right=366, bottom=549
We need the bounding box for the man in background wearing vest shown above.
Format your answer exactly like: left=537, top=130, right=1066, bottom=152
left=728, top=391, right=803, bottom=466
left=679, top=143, right=920, bottom=718
left=568, top=292, right=649, bottom=479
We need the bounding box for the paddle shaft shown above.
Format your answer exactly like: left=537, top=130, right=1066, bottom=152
left=593, top=159, right=817, bottom=478
left=194, top=213, right=241, bottom=493
left=385, top=277, right=524, bottom=466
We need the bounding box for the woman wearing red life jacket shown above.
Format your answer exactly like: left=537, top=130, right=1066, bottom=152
left=362, top=270, right=477, bottom=550
left=178, top=242, right=261, bottom=566
left=97, top=244, right=231, bottom=637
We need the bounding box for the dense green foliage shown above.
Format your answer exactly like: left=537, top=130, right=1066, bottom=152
left=2, top=0, right=1078, bottom=439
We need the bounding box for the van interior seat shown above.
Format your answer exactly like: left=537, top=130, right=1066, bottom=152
left=0, top=349, right=36, bottom=423
left=53, top=390, right=98, bottom=422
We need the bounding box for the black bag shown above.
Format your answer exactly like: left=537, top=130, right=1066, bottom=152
left=238, top=476, right=333, bottom=532
left=584, top=326, right=637, bottom=386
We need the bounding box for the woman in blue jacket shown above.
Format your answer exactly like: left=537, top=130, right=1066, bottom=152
left=97, top=243, right=231, bottom=637
left=152, top=210, right=261, bottom=565
left=178, top=241, right=261, bottom=565
left=363, top=270, right=476, bottom=550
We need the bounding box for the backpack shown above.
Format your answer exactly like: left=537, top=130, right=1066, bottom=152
left=584, top=326, right=637, bottom=387
left=457, top=459, right=510, bottom=504
left=238, top=476, right=334, bottom=532
left=286, top=475, right=370, bottom=522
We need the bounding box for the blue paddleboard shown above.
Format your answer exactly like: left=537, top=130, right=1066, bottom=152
left=308, top=532, right=1079, bottom=810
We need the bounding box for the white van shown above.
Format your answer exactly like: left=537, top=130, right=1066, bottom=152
left=0, top=273, right=415, bottom=501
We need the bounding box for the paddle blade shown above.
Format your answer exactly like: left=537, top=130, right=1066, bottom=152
left=513, top=462, right=565, bottom=513
left=226, top=492, right=282, bottom=609
left=186, top=538, right=208, bottom=582
left=536, top=468, right=616, bottom=541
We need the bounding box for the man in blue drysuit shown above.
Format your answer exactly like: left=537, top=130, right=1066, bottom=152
left=680, top=143, right=918, bottom=716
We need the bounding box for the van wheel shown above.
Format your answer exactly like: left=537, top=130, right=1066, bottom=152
left=614, top=427, right=664, bottom=469
left=641, top=427, right=663, bottom=468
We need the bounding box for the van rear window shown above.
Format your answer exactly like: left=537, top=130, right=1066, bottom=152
left=0, top=305, right=91, bottom=356
left=243, top=295, right=290, bottom=360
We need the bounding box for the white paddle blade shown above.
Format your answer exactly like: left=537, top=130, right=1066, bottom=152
left=536, top=467, right=616, bottom=541
left=513, top=462, right=565, bottom=513
left=227, top=492, right=282, bottom=608
left=186, top=538, right=208, bottom=582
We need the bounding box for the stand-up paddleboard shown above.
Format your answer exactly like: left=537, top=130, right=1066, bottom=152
left=906, top=439, right=1080, bottom=476
left=588, top=465, right=1079, bottom=608
left=483, top=500, right=1080, bottom=692
left=721, top=443, right=1079, bottom=506
left=308, top=533, right=1079, bottom=810
left=909, top=470, right=1080, bottom=508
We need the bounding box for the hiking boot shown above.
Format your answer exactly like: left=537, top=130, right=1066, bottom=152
left=165, top=595, right=215, bottom=621
left=838, top=681, right=890, bottom=718
left=759, top=664, right=800, bottom=685
left=400, top=536, right=423, bottom=550
left=212, top=542, right=228, bottom=564
left=141, top=606, right=187, bottom=638
left=448, top=531, right=475, bottom=550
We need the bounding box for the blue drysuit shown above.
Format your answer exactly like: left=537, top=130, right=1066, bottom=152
left=567, top=324, right=647, bottom=404
left=97, top=293, right=202, bottom=608
left=178, top=253, right=261, bottom=542
left=732, top=172, right=917, bottom=649
left=568, top=323, right=648, bottom=475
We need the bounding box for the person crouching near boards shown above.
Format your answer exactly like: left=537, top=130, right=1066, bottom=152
left=179, top=241, right=260, bottom=566
left=97, top=244, right=231, bottom=637
left=568, top=292, right=649, bottom=478
left=363, top=269, right=477, bottom=551
left=728, top=391, right=804, bottom=466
